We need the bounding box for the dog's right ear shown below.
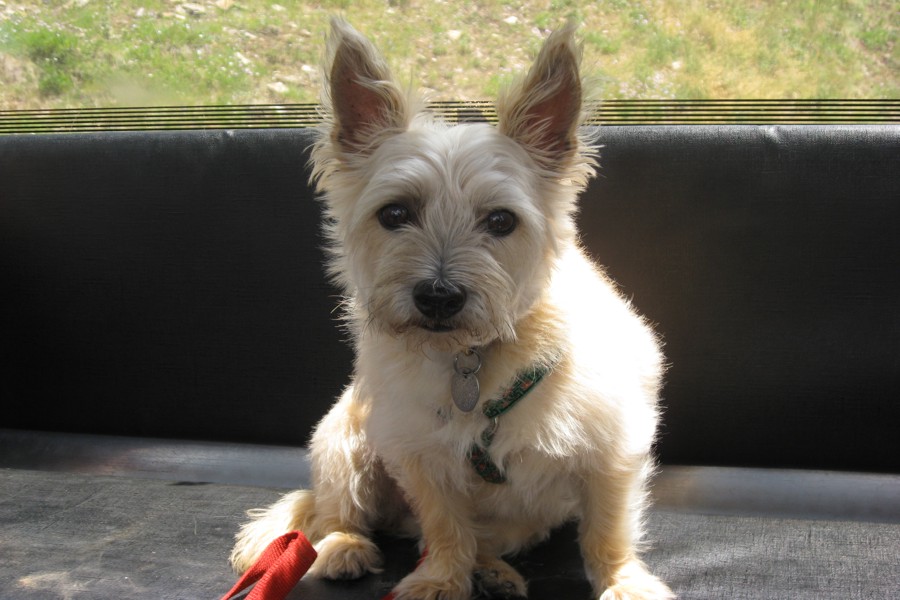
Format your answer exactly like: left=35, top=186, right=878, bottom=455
left=325, top=18, right=409, bottom=155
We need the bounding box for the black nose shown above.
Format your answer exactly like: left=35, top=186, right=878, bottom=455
left=413, top=279, right=467, bottom=320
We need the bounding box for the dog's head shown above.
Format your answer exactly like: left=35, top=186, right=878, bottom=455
left=312, top=18, right=597, bottom=352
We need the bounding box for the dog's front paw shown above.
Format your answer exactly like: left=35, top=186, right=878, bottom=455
left=391, top=563, right=472, bottom=600
left=306, top=531, right=383, bottom=580
left=474, top=556, right=527, bottom=599
left=599, top=560, right=674, bottom=600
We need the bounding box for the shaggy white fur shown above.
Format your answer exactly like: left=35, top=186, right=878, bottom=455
left=231, top=18, right=673, bottom=600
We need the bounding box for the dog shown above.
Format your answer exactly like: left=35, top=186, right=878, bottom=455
left=230, top=18, right=673, bottom=600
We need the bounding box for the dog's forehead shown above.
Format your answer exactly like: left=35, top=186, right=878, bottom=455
left=369, top=123, right=535, bottom=201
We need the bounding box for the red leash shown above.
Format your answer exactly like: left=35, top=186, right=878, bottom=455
left=220, top=531, right=424, bottom=600
left=220, top=532, right=316, bottom=600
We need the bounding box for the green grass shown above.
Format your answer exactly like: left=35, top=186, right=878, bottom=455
left=14, top=27, right=82, bottom=97
left=0, top=0, right=896, bottom=109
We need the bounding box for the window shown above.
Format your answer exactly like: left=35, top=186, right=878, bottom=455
left=1, top=1, right=896, bottom=131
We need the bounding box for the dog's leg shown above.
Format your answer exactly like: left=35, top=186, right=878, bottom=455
left=231, top=385, right=386, bottom=579
left=390, top=456, right=476, bottom=600
left=578, top=459, right=674, bottom=600
left=303, top=385, right=388, bottom=579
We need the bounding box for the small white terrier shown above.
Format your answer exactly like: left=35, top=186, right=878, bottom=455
left=231, top=18, right=673, bottom=600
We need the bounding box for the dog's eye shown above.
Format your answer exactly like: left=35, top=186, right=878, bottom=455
left=485, top=210, right=517, bottom=237
left=377, top=204, right=411, bottom=230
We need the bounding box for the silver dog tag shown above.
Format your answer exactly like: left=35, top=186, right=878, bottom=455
left=451, top=371, right=480, bottom=412
left=451, top=349, right=482, bottom=412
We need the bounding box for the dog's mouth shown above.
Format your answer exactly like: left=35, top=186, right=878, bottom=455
left=419, top=320, right=456, bottom=333
left=391, top=317, right=498, bottom=352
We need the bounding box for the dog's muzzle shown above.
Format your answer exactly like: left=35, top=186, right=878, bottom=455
left=413, top=279, right=467, bottom=330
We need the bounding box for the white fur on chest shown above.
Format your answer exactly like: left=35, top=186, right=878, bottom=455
left=358, top=339, right=490, bottom=460
left=355, top=333, right=585, bottom=522
left=358, top=345, right=581, bottom=544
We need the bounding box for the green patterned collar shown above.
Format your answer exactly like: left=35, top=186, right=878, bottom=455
left=468, top=360, right=555, bottom=484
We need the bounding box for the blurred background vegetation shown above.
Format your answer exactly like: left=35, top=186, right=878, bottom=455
left=0, top=0, right=896, bottom=110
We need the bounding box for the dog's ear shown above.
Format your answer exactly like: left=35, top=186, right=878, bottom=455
left=498, top=23, right=584, bottom=171
left=325, top=18, right=409, bottom=154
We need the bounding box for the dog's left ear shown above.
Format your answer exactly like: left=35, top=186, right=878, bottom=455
left=325, top=18, right=410, bottom=155
left=498, top=23, right=584, bottom=172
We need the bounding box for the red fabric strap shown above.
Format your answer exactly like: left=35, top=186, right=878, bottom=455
left=220, top=531, right=317, bottom=600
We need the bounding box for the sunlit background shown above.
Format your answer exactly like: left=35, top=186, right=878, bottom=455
left=0, top=0, right=896, bottom=110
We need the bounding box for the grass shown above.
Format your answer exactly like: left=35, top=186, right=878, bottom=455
left=0, top=0, right=896, bottom=109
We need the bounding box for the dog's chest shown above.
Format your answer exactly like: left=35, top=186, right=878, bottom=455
left=367, top=359, right=558, bottom=473
left=361, top=351, right=582, bottom=533
left=365, top=360, right=490, bottom=450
